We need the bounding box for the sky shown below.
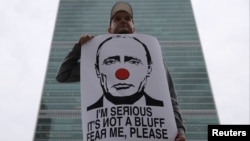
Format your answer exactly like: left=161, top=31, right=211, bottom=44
left=0, top=0, right=249, bottom=141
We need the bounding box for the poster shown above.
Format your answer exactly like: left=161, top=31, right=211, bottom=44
left=81, top=34, right=177, bottom=141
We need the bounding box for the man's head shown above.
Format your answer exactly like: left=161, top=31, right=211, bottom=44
left=108, top=1, right=135, bottom=34
left=95, top=36, right=152, bottom=98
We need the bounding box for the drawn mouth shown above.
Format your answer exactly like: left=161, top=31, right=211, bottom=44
left=112, top=83, right=134, bottom=90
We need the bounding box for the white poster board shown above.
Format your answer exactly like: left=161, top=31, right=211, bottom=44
left=81, top=34, right=177, bottom=141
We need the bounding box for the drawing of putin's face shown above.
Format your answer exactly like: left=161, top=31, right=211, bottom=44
left=95, top=36, right=152, bottom=98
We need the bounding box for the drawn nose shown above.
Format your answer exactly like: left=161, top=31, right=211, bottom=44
left=115, top=68, right=129, bottom=80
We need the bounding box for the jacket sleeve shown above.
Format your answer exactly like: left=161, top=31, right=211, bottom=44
left=165, top=63, right=186, bottom=134
left=55, top=43, right=81, bottom=83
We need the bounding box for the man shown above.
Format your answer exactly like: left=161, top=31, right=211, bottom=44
left=56, top=1, right=186, bottom=141
left=87, top=35, right=164, bottom=111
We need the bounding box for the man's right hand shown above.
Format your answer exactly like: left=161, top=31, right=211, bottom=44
left=78, top=34, right=94, bottom=46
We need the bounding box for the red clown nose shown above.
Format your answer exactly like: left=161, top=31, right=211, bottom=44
left=115, top=68, right=130, bottom=80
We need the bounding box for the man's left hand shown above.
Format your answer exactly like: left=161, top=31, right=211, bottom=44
left=175, top=132, right=186, bottom=141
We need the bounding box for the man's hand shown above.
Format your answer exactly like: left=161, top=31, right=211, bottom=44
left=78, top=34, right=94, bottom=46
left=175, top=131, right=186, bottom=141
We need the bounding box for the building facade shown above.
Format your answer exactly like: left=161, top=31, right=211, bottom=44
left=34, top=0, right=219, bottom=140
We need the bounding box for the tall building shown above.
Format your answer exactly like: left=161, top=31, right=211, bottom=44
left=34, top=0, right=219, bottom=141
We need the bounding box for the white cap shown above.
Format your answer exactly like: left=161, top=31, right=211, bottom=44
left=110, top=1, right=133, bottom=20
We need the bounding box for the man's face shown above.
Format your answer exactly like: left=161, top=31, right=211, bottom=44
left=96, top=38, right=151, bottom=97
left=108, top=11, right=135, bottom=34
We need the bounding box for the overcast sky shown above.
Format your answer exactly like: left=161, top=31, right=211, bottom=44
left=0, top=0, right=249, bottom=141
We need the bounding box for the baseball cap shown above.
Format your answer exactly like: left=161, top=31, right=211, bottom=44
left=110, top=1, right=133, bottom=20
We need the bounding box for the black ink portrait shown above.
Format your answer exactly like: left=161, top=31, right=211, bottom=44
left=87, top=35, right=163, bottom=111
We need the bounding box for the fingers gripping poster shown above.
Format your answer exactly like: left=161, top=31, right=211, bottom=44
left=81, top=34, right=177, bottom=141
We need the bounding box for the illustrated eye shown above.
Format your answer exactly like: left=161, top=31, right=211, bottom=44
left=128, top=59, right=142, bottom=66
left=103, top=59, right=118, bottom=65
